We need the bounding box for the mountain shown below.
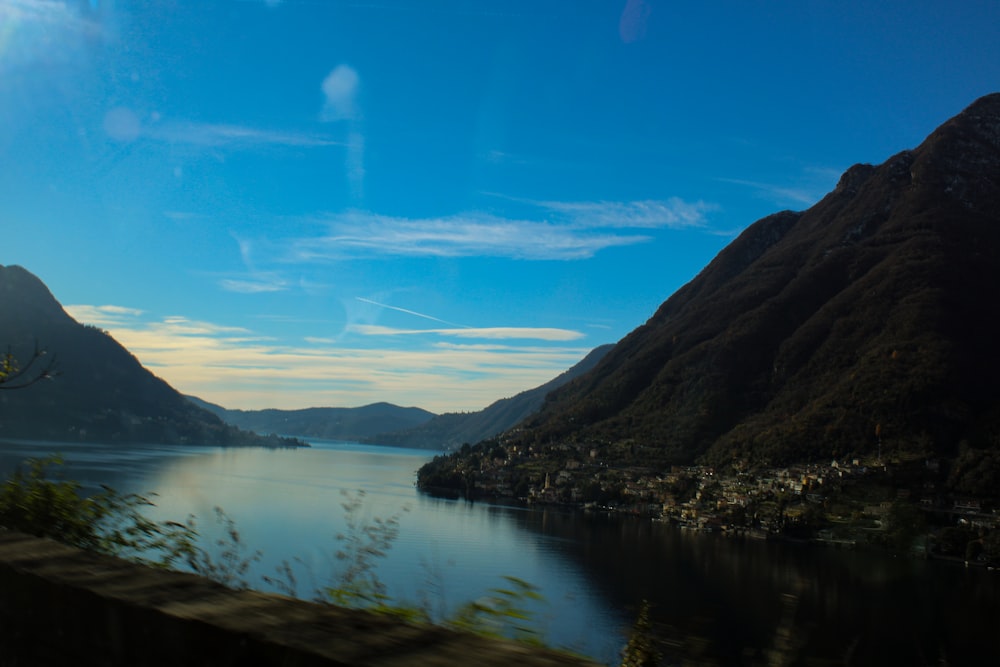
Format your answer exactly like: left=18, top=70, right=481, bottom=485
left=365, top=344, right=614, bottom=450
left=495, top=93, right=1000, bottom=469
left=0, top=265, right=303, bottom=448
left=189, top=397, right=435, bottom=442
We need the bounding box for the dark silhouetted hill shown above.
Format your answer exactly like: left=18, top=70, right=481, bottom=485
left=189, top=397, right=435, bottom=442
left=0, top=265, right=303, bottom=448
left=502, top=93, right=1000, bottom=468
left=365, top=344, right=614, bottom=450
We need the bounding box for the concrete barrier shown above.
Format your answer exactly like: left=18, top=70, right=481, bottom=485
left=0, top=530, right=599, bottom=666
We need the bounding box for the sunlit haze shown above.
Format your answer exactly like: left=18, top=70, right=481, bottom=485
left=3, top=0, right=999, bottom=412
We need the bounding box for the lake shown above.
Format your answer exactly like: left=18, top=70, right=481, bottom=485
left=1, top=439, right=997, bottom=665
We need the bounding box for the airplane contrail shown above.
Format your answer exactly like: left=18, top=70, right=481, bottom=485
left=355, top=297, right=470, bottom=328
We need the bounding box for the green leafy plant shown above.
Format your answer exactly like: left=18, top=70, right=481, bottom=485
left=2, top=462, right=561, bottom=651
left=183, top=507, right=263, bottom=590
left=321, top=490, right=423, bottom=617
left=448, top=575, right=547, bottom=645
left=310, top=491, right=552, bottom=641
left=620, top=600, right=661, bottom=667
left=263, top=557, right=301, bottom=597
left=0, top=456, right=266, bottom=588
left=0, top=455, right=193, bottom=568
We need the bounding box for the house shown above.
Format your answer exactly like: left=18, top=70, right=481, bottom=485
left=954, top=499, right=982, bottom=513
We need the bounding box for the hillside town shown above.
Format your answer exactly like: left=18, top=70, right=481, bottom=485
left=418, top=438, right=1000, bottom=565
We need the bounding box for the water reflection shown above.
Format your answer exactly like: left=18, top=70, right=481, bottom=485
left=513, top=506, right=1000, bottom=664
left=1, top=439, right=997, bottom=665
left=0, top=440, right=620, bottom=660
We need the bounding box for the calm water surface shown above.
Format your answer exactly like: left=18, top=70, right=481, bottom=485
left=2, top=439, right=998, bottom=665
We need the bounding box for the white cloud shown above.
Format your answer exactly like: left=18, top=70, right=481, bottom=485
left=483, top=192, right=715, bottom=229
left=1, top=0, right=68, bottom=22
left=349, top=324, right=585, bottom=341
left=0, top=0, right=102, bottom=71
left=219, top=278, right=289, bottom=294
left=717, top=167, right=842, bottom=209
left=291, top=211, right=648, bottom=261
left=540, top=198, right=713, bottom=229
left=66, top=306, right=591, bottom=412
left=279, top=195, right=717, bottom=262
left=321, top=64, right=360, bottom=122
left=304, top=336, right=337, bottom=345
left=717, top=177, right=820, bottom=206
left=98, top=111, right=342, bottom=148
left=149, top=120, right=342, bottom=148
left=619, top=0, right=652, bottom=44
left=65, top=304, right=145, bottom=327
left=0, top=1, right=99, bottom=32
left=318, top=65, right=365, bottom=201
left=432, top=342, right=545, bottom=352
left=152, top=316, right=253, bottom=338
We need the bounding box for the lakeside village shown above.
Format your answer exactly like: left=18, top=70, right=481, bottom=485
left=420, top=439, right=1000, bottom=566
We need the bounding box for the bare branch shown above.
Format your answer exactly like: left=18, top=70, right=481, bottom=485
left=0, top=343, right=58, bottom=390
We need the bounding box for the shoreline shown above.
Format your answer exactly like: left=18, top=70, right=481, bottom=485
left=415, top=484, right=1000, bottom=568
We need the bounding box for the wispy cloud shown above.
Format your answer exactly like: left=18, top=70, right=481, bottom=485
left=0, top=0, right=98, bottom=31
left=351, top=298, right=584, bottom=341
left=350, top=324, right=584, bottom=341
left=304, top=336, right=337, bottom=345
left=0, top=0, right=102, bottom=71
left=64, top=304, right=145, bottom=328
left=147, top=316, right=253, bottom=339
left=320, top=64, right=364, bottom=200
left=219, top=277, right=289, bottom=294
left=619, top=0, right=652, bottom=44
left=219, top=235, right=291, bottom=294
left=66, top=308, right=259, bottom=351
left=538, top=198, right=713, bottom=229
left=63, top=305, right=590, bottom=412
left=717, top=167, right=842, bottom=208
left=148, top=120, right=343, bottom=148
left=290, top=211, right=649, bottom=261
left=99, top=107, right=343, bottom=148
left=321, top=64, right=360, bottom=122
left=285, top=195, right=714, bottom=262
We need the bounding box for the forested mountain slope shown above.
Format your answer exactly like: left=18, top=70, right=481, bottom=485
left=0, top=265, right=301, bottom=448
left=367, top=344, right=613, bottom=450
left=190, top=397, right=435, bottom=442
left=506, top=93, right=1000, bottom=468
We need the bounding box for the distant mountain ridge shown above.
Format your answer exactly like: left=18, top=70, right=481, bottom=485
left=191, top=344, right=613, bottom=449
left=188, top=397, right=435, bottom=442
left=494, top=93, right=1000, bottom=468
left=0, top=265, right=302, bottom=448
left=365, top=344, right=614, bottom=450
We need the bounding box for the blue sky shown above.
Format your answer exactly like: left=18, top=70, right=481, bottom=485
left=3, top=0, right=999, bottom=413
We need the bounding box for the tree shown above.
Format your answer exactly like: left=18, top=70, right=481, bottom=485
left=621, top=599, right=661, bottom=667
left=883, top=500, right=926, bottom=552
